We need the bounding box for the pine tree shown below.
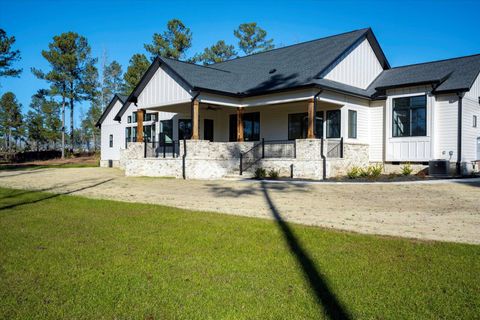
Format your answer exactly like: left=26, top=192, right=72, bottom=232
left=25, top=89, right=61, bottom=151
left=0, top=92, right=23, bottom=151
left=26, top=91, right=47, bottom=151
left=234, top=23, right=274, bottom=55
left=82, top=98, right=102, bottom=151
left=33, top=32, right=98, bottom=156
left=0, top=29, right=22, bottom=81
left=122, top=53, right=150, bottom=96
left=144, top=19, right=192, bottom=60
left=192, top=40, right=237, bottom=65
left=101, top=60, right=123, bottom=109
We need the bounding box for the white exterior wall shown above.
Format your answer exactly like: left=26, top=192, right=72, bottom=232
left=462, top=75, right=480, bottom=161
left=369, top=100, right=385, bottom=161
left=434, top=94, right=458, bottom=161
left=385, top=86, right=434, bottom=162
left=137, top=65, right=191, bottom=109
left=465, top=73, right=480, bottom=102
left=463, top=74, right=480, bottom=161
left=323, top=39, right=384, bottom=89
left=100, top=100, right=124, bottom=162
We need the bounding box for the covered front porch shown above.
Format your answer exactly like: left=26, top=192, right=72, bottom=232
left=121, top=95, right=368, bottom=180
left=134, top=97, right=348, bottom=146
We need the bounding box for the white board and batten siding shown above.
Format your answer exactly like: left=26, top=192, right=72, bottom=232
left=434, top=94, right=458, bottom=161
left=136, top=65, right=192, bottom=110
left=369, top=100, right=385, bottom=162
left=462, top=74, right=480, bottom=161
left=100, top=100, right=125, bottom=161
left=385, top=86, right=434, bottom=162
left=323, top=39, right=384, bottom=89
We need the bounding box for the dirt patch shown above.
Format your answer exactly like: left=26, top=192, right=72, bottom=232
left=0, top=167, right=479, bottom=244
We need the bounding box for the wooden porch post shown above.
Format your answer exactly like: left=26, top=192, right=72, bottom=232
left=237, top=107, right=244, bottom=142
left=136, top=109, right=145, bottom=142
left=191, top=99, right=200, bottom=140
left=307, top=98, right=315, bottom=139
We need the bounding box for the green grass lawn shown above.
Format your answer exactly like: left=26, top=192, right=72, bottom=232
left=0, top=162, right=98, bottom=171
left=0, top=187, right=478, bottom=319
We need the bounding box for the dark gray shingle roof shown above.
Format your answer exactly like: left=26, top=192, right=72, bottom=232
left=370, top=54, right=480, bottom=94
left=161, top=28, right=388, bottom=96
left=113, top=29, right=480, bottom=123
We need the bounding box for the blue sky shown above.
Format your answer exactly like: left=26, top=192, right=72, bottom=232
left=1, top=0, right=479, bottom=127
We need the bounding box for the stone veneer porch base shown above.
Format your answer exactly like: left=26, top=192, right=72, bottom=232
left=119, top=139, right=370, bottom=180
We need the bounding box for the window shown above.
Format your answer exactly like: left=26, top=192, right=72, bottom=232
left=132, top=112, right=137, bottom=123
left=229, top=112, right=260, bottom=141
left=143, top=124, right=155, bottom=142
left=474, top=115, right=478, bottom=128
left=178, top=119, right=192, bottom=140
left=127, top=116, right=132, bottom=124
left=348, top=110, right=357, bottom=139
left=288, top=112, right=323, bottom=140
left=392, top=95, right=426, bottom=137
left=326, top=110, right=341, bottom=138
left=109, top=134, right=113, bottom=147
left=145, top=113, right=157, bottom=122
left=160, top=119, right=173, bottom=143
left=132, top=127, right=137, bottom=140
left=126, top=127, right=137, bottom=141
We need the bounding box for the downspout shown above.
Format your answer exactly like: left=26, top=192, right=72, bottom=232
left=183, top=92, right=200, bottom=179
left=313, top=90, right=326, bottom=180
left=456, top=92, right=464, bottom=176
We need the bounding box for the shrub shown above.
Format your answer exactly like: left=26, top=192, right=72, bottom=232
left=369, top=164, right=383, bottom=178
left=268, top=169, right=280, bottom=179
left=254, top=168, right=267, bottom=179
left=401, top=163, right=413, bottom=176
left=359, top=166, right=371, bottom=177
left=347, top=166, right=360, bottom=179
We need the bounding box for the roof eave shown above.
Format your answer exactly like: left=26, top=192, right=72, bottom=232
left=432, top=88, right=470, bottom=95
left=96, top=95, right=124, bottom=127
left=375, top=80, right=441, bottom=91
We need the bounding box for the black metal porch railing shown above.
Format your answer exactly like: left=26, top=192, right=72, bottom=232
left=143, top=133, right=181, bottom=158
left=240, top=139, right=296, bottom=175
left=326, top=137, right=344, bottom=158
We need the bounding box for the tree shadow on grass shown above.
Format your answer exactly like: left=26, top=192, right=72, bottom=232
left=0, top=178, right=114, bottom=212
left=207, top=180, right=351, bottom=319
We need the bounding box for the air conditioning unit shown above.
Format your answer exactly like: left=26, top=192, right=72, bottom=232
left=429, top=159, right=450, bottom=177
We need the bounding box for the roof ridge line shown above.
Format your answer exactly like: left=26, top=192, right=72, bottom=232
left=389, top=53, right=480, bottom=70
left=161, top=56, right=233, bottom=74
left=208, top=27, right=371, bottom=66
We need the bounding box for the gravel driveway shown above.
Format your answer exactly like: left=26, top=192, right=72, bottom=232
left=0, top=167, right=479, bottom=244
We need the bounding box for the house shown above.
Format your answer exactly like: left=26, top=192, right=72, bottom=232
left=96, top=28, right=480, bottom=179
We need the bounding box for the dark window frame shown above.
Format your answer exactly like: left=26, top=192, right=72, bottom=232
left=474, top=115, right=478, bottom=128
left=160, top=119, right=173, bottom=143
left=392, top=95, right=427, bottom=138
left=132, top=112, right=137, bottom=123
left=326, top=109, right=341, bottom=139
left=229, top=112, right=260, bottom=142
left=287, top=112, right=323, bottom=140
left=109, top=134, right=113, bottom=148
left=348, top=110, right=357, bottom=139
left=145, top=113, right=158, bottom=122
left=127, top=116, right=132, bottom=124
left=178, top=119, right=192, bottom=140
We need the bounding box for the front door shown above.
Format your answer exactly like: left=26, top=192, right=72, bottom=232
left=204, top=119, right=214, bottom=142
